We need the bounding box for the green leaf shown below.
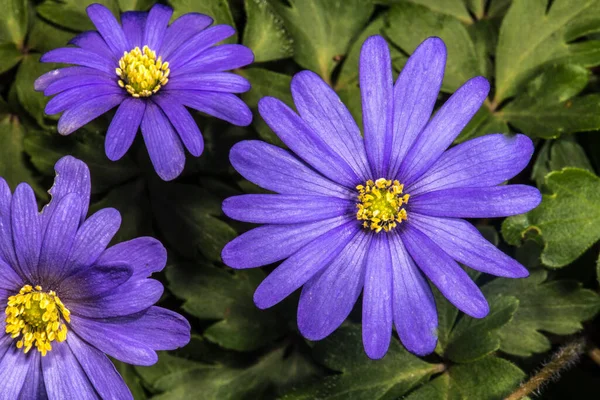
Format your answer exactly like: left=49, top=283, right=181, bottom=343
left=433, top=287, right=460, bottom=356
left=282, top=325, right=444, bottom=400
left=243, top=0, right=293, bottom=63
left=406, top=356, right=525, bottom=400
left=24, top=129, right=139, bottom=194
left=89, top=179, right=152, bottom=244
left=167, top=263, right=285, bottom=351
left=137, top=344, right=288, bottom=399
left=169, top=0, right=236, bottom=43
left=151, top=181, right=237, bottom=262
left=378, top=0, right=472, bottom=23
left=455, top=106, right=508, bottom=143
left=14, top=54, right=58, bottom=128
left=37, top=0, right=120, bottom=32
left=0, top=116, right=45, bottom=198
left=385, top=2, right=483, bottom=92
left=115, top=361, right=148, bottom=400
left=118, top=0, right=155, bottom=11
left=502, top=168, right=600, bottom=268
left=495, top=0, right=600, bottom=102
left=445, top=296, right=519, bottom=363
left=483, top=270, right=600, bottom=356
left=531, top=137, right=594, bottom=188
left=0, top=0, right=28, bottom=48
left=272, top=0, right=374, bottom=82
left=239, top=67, right=291, bottom=146
left=28, top=17, right=76, bottom=54
left=465, top=0, right=485, bottom=19
left=501, top=63, right=600, bottom=138
left=0, top=43, right=22, bottom=74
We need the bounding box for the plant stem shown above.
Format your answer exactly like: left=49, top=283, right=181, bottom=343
left=587, top=347, right=600, bottom=367
left=505, top=338, right=586, bottom=400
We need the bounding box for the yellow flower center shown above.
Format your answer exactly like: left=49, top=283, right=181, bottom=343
left=116, top=45, right=170, bottom=98
left=356, top=178, right=409, bottom=233
left=4, top=285, right=70, bottom=356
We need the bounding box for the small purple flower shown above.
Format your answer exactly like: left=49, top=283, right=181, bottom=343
left=0, top=156, right=190, bottom=398
left=221, top=36, right=541, bottom=359
left=35, top=3, right=254, bottom=181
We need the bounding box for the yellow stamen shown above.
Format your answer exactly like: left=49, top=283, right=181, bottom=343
left=356, top=178, right=409, bottom=232
left=116, top=45, right=170, bottom=98
left=4, top=285, right=70, bottom=356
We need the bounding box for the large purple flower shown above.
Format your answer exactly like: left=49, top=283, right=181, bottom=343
left=221, top=36, right=541, bottom=359
left=0, top=156, right=190, bottom=398
left=35, top=3, right=254, bottom=181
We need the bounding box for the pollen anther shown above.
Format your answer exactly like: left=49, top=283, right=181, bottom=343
left=4, top=285, right=70, bottom=356
left=116, top=45, right=170, bottom=98
left=356, top=178, right=409, bottom=233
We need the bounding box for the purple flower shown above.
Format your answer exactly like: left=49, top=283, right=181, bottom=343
left=0, top=156, right=190, bottom=398
left=35, top=3, right=254, bottom=181
left=221, top=36, right=541, bottom=359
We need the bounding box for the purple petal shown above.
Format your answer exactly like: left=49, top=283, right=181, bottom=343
left=143, top=4, right=173, bottom=52
left=140, top=100, right=186, bottom=181
left=153, top=94, right=204, bottom=156
left=172, top=44, right=254, bottom=76
left=166, top=72, right=250, bottom=93
left=222, top=216, right=352, bottom=269
left=57, top=93, right=125, bottom=135
left=11, top=183, right=41, bottom=282
left=259, top=97, right=359, bottom=187
left=229, top=140, right=354, bottom=198
left=291, top=70, right=371, bottom=180
left=410, top=185, right=542, bottom=218
left=42, top=341, right=97, bottom=400
left=38, top=194, right=83, bottom=282
left=69, top=31, right=115, bottom=61
left=401, top=225, right=489, bottom=318
left=223, top=194, right=354, bottom=224
left=41, top=47, right=115, bottom=74
left=161, top=13, right=214, bottom=59
left=45, top=84, right=122, bottom=115
left=105, top=97, right=146, bottom=161
left=167, top=25, right=236, bottom=69
left=0, top=258, right=23, bottom=292
left=362, top=234, right=393, bottom=359
left=95, top=237, right=166, bottom=279
left=69, top=278, right=163, bottom=318
left=254, top=222, right=359, bottom=309
left=70, top=307, right=190, bottom=365
left=60, top=262, right=133, bottom=301
left=388, top=37, right=446, bottom=178
left=121, top=11, right=147, bottom=49
left=360, top=35, right=393, bottom=177
left=0, top=178, right=18, bottom=269
left=67, top=333, right=133, bottom=400
left=34, top=66, right=108, bottom=92
left=400, top=76, right=490, bottom=185
left=0, top=344, right=36, bottom=399
left=409, top=213, right=529, bottom=278
left=389, top=233, right=437, bottom=355
left=17, top=351, right=45, bottom=400
left=176, top=90, right=252, bottom=126
left=408, top=134, right=535, bottom=195
left=86, top=3, right=129, bottom=56
left=63, top=208, right=121, bottom=277
left=42, top=156, right=91, bottom=229
left=44, top=72, right=116, bottom=96
left=298, top=232, right=370, bottom=340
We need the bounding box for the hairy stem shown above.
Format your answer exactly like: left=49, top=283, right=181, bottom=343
left=505, top=338, right=586, bottom=400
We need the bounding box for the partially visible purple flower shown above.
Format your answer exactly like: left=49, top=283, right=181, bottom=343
left=0, top=156, right=190, bottom=398
left=35, top=3, right=254, bottom=181
left=221, top=35, right=541, bottom=359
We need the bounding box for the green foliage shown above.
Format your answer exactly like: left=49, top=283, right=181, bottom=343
left=503, top=168, right=600, bottom=267
left=483, top=270, right=600, bottom=356
left=0, top=0, right=599, bottom=399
